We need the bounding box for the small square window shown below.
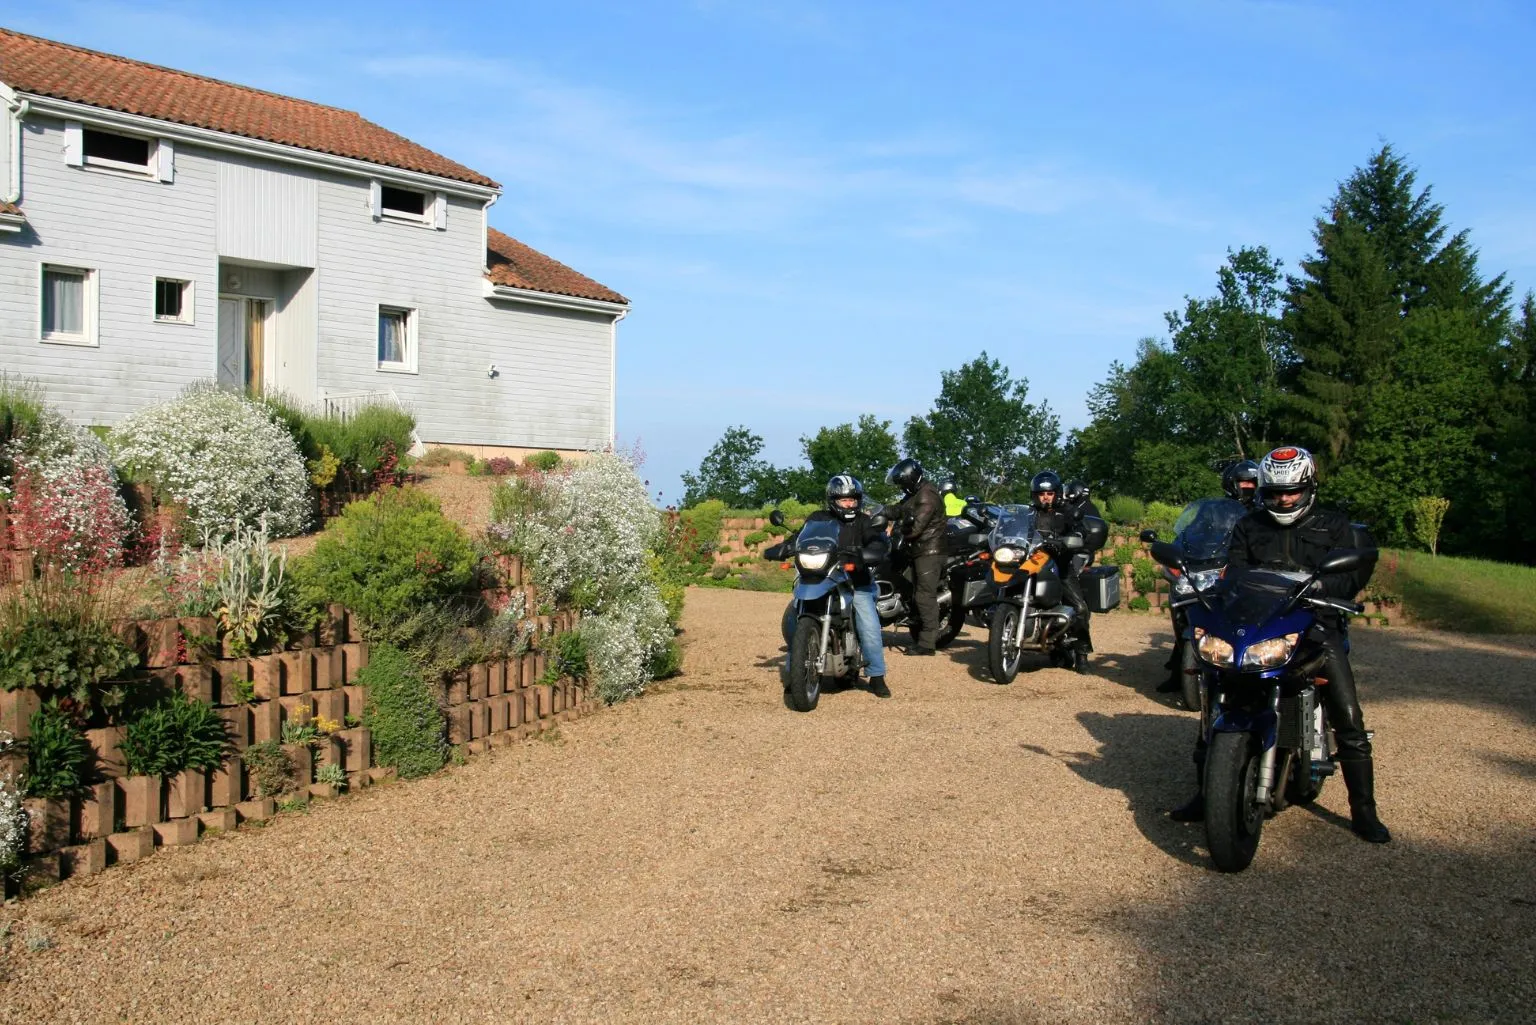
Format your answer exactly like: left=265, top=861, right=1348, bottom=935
left=380, top=185, right=427, bottom=219
left=41, top=264, right=97, bottom=345
left=83, top=128, right=152, bottom=173
left=378, top=306, right=417, bottom=371
left=155, top=278, right=192, bottom=323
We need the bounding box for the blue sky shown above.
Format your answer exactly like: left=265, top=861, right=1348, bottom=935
left=14, top=1, right=1536, bottom=504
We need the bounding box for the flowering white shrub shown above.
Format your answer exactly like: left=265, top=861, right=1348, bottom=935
left=2, top=406, right=131, bottom=571
left=492, top=452, right=673, bottom=702
left=108, top=387, right=311, bottom=539
left=0, top=730, right=24, bottom=872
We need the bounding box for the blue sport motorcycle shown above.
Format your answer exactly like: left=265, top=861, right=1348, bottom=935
left=1148, top=541, right=1370, bottom=872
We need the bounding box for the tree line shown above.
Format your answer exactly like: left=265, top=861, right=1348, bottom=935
left=682, top=145, right=1536, bottom=564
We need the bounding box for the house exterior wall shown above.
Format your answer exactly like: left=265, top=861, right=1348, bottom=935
left=0, top=109, right=619, bottom=450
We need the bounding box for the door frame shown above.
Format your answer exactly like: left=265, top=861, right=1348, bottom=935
left=217, top=293, right=275, bottom=394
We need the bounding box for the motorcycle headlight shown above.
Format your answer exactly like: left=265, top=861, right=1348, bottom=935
left=993, top=546, right=1020, bottom=564
left=1194, top=628, right=1235, bottom=667
left=797, top=551, right=831, bottom=572
left=1241, top=633, right=1300, bottom=669
left=1172, top=574, right=1193, bottom=595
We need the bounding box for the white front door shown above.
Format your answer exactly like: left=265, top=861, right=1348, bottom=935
left=217, top=297, right=244, bottom=389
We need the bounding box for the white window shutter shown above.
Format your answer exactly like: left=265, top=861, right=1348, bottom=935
left=368, top=180, right=382, bottom=220
left=63, top=121, right=83, bottom=166
left=433, top=191, right=447, bottom=230
left=155, top=138, right=175, bottom=182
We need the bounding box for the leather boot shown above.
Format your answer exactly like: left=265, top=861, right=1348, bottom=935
left=1170, top=754, right=1205, bottom=822
left=1340, top=757, right=1391, bottom=843
left=868, top=675, right=891, bottom=699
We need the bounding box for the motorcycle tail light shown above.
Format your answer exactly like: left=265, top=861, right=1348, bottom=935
left=843, top=562, right=857, bottom=572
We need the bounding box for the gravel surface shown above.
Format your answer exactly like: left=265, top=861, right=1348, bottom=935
left=3, top=589, right=1533, bottom=1024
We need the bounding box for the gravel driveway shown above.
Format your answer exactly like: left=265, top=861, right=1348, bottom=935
left=3, top=588, right=1533, bottom=1024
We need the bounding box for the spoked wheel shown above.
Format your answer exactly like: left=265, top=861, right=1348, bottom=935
left=1284, top=706, right=1330, bottom=805
left=787, top=617, right=823, bottom=712
left=935, top=591, right=965, bottom=649
left=1179, top=644, right=1201, bottom=712
left=987, top=604, right=1024, bottom=684
left=1205, top=731, right=1265, bottom=872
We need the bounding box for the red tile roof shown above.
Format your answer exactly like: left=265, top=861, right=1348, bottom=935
left=0, top=201, right=20, bottom=216
left=486, top=228, right=627, bottom=306
left=0, top=27, right=497, bottom=187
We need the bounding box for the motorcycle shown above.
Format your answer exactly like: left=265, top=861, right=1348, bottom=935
left=1140, top=497, right=1248, bottom=712
left=963, top=505, right=1109, bottom=683
left=767, top=507, right=991, bottom=652
left=762, top=511, right=885, bottom=712
left=1148, top=539, right=1371, bottom=872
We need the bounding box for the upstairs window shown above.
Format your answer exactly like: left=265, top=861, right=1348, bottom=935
left=41, top=264, right=97, bottom=346
left=83, top=128, right=152, bottom=173
left=377, top=306, right=417, bottom=372
left=155, top=278, right=193, bottom=323
left=381, top=185, right=427, bottom=220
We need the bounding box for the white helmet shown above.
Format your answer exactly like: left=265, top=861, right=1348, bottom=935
left=1257, top=446, right=1317, bottom=526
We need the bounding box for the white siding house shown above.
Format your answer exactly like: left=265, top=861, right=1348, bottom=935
left=0, top=27, right=628, bottom=455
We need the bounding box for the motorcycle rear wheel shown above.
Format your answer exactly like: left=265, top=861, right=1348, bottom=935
left=1205, top=731, right=1265, bottom=872
left=787, top=617, right=822, bottom=713
left=935, top=592, right=965, bottom=649
left=987, top=604, right=1024, bottom=684
left=1179, top=644, right=1201, bottom=713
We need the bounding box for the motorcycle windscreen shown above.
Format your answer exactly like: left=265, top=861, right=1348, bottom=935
left=990, top=505, right=1037, bottom=548
left=1173, top=498, right=1248, bottom=563
left=795, top=518, right=842, bottom=551
left=1218, top=567, right=1312, bottom=629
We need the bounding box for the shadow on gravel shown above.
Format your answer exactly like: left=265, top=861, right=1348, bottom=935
left=1102, top=831, right=1536, bottom=1023
left=1350, top=627, right=1536, bottom=728
left=1059, top=711, right=1206, bottom=868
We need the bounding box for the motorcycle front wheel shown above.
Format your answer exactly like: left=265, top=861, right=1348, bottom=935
left=987, top=604, right=1024, bottom=684
left=1205, top=731, right=1265, bottom=872
left=787, top=617, right=823, bottom=713
left=780, top=601, right=796, bottom=650
left=1179, top=644, right=1200, bottom=713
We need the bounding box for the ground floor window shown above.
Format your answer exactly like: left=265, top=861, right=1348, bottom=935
left=155, top=278, right=192, bottom=323
left=41, top=264, right=96, bottom=345
left=378, top=306, right=417, bottom=372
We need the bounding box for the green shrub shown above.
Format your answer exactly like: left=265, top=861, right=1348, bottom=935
left=1104, top=495, right=1145, bottom=525
left=416, top=447, right=477, bottom=467
left=1104, top=542, right=1138, bottom=568
left=260, top=393, right=415, bottom=477
left=0, top=577, right=139, bottom=709
left=241, top=740, right=295, bottom=797
left=1142, top=501, right=1182, bottom=538
left=25, top=705, right=93, bottom=798
left=292, top=488, right=476, bottom=637
left=0, top=372, right=46, bottom=486
left=1131, top=557, right=1159, bottom=595
left=360, top=644, right=446, bottom=779
left=648, top=636, right=683, bottom=680
left=736, top=565, right=797, bottom=592
left=524, top=450, right=563, bottom=472
left=120, top=693, right=231, bottom=777
left=547, top=630, right=589, bottom=682
left=1128, top=594, right=1151, bottom=612
left=315, top=761, right=348, bottom=789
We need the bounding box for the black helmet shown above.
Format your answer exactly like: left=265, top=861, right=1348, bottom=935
left=1064, top=479, right=1090, bottom=506
left=886, top=458, right=925, bottom=496
left=1030, top=470, right=1063, bottom=510
left=938, top=474, right=958, bottom=496
left=825, top=474, right=865, bottom=522
left=1222, top=459, right=1261, bottom=505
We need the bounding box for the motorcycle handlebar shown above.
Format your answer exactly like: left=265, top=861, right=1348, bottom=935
left=1304, top=595, right=1365, bottom=616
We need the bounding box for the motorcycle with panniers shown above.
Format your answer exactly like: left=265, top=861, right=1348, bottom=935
left=763, top=509, right=888, bottom=712
left=963, top=505, right=1117, bottom=683
left=1148, top=539, right=1372, bottom=872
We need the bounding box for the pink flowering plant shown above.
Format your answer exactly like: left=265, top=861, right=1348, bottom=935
left=1, top=407, right=131, bottom=574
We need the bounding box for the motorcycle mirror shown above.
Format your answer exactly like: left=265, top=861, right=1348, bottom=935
left=1317, top=548, right=1364, bottom=575
left=1139, top=529, right=1159, bottom=543
left=768, top=509, right=786, bottom=527
left=962, top=503, right=985, bottom=522
left=1148, top=540, right=1184, bottom=570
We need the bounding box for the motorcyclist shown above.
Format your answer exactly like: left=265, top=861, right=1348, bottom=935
left=1030, top=470, right=1093, bottom=673
left=1169, top=446, right=1390, bottom=844
left=1221, top=459, right=1261, bottom=508
left=886, top=457, right=946, bottom=656
left=802, top=474, right=891, bottom=698
left=1064, top=480, right=1101, bottom=521
left=940, top=475, right=967, bottom=517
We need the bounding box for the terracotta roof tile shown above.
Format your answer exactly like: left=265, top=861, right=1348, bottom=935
left=0, top=201, right=19, bottom=216
left=0, top=27, right=497, bottom=187
left=486, top=228, right=627, bottom=306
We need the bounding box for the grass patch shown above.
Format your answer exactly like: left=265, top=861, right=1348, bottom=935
left=1373, top=549, right=1536, bottom=633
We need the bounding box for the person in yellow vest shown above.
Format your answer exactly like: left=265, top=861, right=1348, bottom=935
left=940, top=476, right=967, bottom=517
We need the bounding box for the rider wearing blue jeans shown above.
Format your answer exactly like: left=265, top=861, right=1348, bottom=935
left=802, top=475, right=891, bottom=697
